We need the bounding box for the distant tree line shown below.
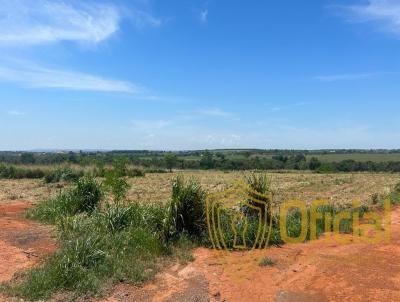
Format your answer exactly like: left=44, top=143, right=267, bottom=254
left=1, top=150, right=400, bottom=173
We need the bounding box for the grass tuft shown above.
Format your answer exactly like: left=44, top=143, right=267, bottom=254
left=259, top=257, right=275, bottom=267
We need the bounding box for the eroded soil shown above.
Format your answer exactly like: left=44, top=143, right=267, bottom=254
left=0, top=200, right=56, bottom=301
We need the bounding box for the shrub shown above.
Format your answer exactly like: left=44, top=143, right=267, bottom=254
left=44, top=167, right=83, bottom=183
left=317, top=163, right=336, bottom=173
left=0, top=165, right=45, bottom=179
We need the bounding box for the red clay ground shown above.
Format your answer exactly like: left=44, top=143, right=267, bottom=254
left=0, top=200, right=56, bottom=301
left=1, top=200, right=399, bottom=301
left=100, top=207, right=400, bottom=302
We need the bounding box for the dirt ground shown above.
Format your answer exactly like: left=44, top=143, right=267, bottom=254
left=101, top=207, right=400, bottom=302
left=0, top=200, right=56, bottom=302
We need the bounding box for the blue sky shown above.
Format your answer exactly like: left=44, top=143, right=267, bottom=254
left=1, top=0, right=400, bottom=150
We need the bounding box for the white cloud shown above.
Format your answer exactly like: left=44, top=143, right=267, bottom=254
left=200, top=9, right=208, bottom=23
left=0, top=0, right=123, bottom=45
left=0, top=60, right=140, bottom=93
left=270, top=107, right=281, bottom=112
left=314, top=73, right=376, bottom=82
left=7, top=110, right=25, bottom=116
left=197, top=108, right=233, bottom=118
left=339, top=0, right=400, bottom=37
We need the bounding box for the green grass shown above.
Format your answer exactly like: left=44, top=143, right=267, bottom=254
left=259, top=257, right=275, bottom=267
left=7, top=223, right=163, bottom=301
left=27, top=177, right=103, bottom=224
left=9, top=201, right=172, bottom=301
left=388, top=182, right=400, bottom=205
left=4, top=175, right=199, bottom=301
left=166, top=176, right=207, bottom=240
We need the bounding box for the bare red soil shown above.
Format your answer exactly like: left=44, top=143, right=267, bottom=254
left=0, top=200, right=56, bottom=300
left=191, top=207, right=400, bottom=302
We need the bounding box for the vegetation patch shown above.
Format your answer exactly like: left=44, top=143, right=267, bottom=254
left=44, top=167, right=83, bottom=183
left=259, top=257, right=275, bottom=267
left=4, top=170, right=204, bottom=301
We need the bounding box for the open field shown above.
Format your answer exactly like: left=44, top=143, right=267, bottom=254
left=1, top=170, right=399, bottom=207
left=1, top=170, right=400, bottom=301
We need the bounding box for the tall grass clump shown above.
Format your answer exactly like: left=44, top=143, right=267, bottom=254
left=244, top=173, right=272, bottom=214
left=211, top=173, right=276, bottom=249
left=102, top=168, right=130, bottom=203
left=245, top=173, right=271, bottom=196
left=165, top=176, right=207, bottom=241
left=28, top=177, right=103, bottom=223
left=388, top=182, right=400, bottom=205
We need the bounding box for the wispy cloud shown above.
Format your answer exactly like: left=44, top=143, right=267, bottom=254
left=314, top=73, right=376, bottom=82
left=266, top=102, right=307, bottom=113
left=200, top=9, right=208, bottom=23
left=0, top=0, right=123, bottom=45
left=197, top=108, right=233, bottom=118
left=337, top=0, right=400, bottom=37
left=131, top=119, right=172, bottom=130
left=128, top=8, right=163, bottom=28
left=0, top=60, right=140, bottom=94
left=7, top=110, right=25, bottom=116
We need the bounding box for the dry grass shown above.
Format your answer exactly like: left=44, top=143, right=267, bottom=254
left=1, top=171, right=399, bottom=207
left=126, top=171, right=399, bottom=207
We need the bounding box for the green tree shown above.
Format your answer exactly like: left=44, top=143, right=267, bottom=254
left=20, top=152, right=35, bottom=164
left=164, top=153, right=178, bottom=172
left=199, top=151, right=214, bottom=169
left=308, top=157, right=322, bottom=171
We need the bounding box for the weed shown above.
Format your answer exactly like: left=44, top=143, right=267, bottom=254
left=259, top=257, right=275, bottom=267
